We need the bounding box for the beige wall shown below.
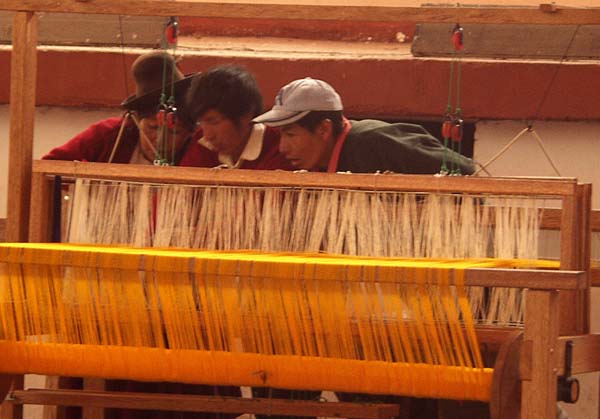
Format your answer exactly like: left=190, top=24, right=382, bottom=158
left=0, top=104, right=116, bottom=220
left=475, top=120, right=600, bottom=208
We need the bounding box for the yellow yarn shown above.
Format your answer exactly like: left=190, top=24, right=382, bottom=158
left=0, top=243, right=559, bottom=401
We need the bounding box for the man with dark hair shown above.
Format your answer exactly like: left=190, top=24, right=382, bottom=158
left=43, top=52, right=238, bottom=419
left=183, top=64, right=292, bottom=170
left=253, top=78, right=475, bottom=418
left=253, top=77, right=475, bottom=175
left=44, top=51, right=203, bottom=166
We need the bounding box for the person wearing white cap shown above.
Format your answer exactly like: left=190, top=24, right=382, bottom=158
left=254, top=77, right=475, bottom=175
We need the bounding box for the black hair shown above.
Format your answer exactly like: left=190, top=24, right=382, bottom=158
left=134, top=85, right=196, bottom=131
left=186, top=65, right=263, bottom=124
left=295, top=110, right=345, bottom=139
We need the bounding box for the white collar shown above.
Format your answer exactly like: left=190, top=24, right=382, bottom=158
left=199, top=123, right=265, bottom=168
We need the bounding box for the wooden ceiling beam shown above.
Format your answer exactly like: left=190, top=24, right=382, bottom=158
left=2, top=0, right=600, bottom=25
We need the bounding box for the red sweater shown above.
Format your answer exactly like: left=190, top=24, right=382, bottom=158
left=43, top=117, right=207, bottom=167
left=179, top=126, right=293, bottom=170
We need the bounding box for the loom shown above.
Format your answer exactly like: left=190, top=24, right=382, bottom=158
left=0, top=159, right=596, bottom=419
left=2, top=1, right=600, bottom=418
left=0, top=241, right=588, bottom=419
left=36, top=163, right=586, bottom=328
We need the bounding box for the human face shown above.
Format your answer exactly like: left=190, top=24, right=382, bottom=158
left=279, top=122, right=330, bottom=171
left=137, top=113, right=191, bottom=162
left=197, top=110, right=252, bottom=160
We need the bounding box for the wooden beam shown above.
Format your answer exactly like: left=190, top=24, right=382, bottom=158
left=28, top=170, right=54, bottom=243
left=0, top=218, right=5, bottom=242
left=9, top=389, right=401, bottom=419
left=521, top=290, right=560, bottom=419
left=556, top=334, right=600, bottom=376
left=413, top=24, right=600, bottom=60
left=592, top=267, right=600, bottom=287
left=81, top=379, right=105, bottom=419
left=0, top=11, right=164, bottom=47
left=489, top=331, right=522, bottom=419
left=559, top=192, right=586, bottom=336
left=465, top=268, right=586, bottom=291
left=32, top=160, right=579, bottom=196
left=1, top=241, right=585, bottom=289
left=2, top=1, right=600, bottom=25
left=7, top=12, right=38, bottom=242
left=541, top=208, right=600, bottom=231
left=0, top=375, right=23, bottom=419
left=579, top=183, right=592, bottom=333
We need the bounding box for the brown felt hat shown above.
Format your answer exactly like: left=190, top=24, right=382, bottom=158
left=121, top=51, right=195, bottom=119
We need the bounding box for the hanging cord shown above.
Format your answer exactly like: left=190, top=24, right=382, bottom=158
left=108, top=111, right=132, bottom=163
left=155, top=16, right=179, bottom=166
left=155, top=53, right=169, bottom=165
left=117, top=15, right=130, bottom=100
left=168, top=39, right=179, bottom=166
left=440, top=56, right=454, bottom=174
left=109, top=15, right=131, bottom=164
left=529, top=128, right=561, bottom=176
left=474, top=127, right=530, bottom=175
left=441, top=23, right=465, bottom=175
left=532, top=25, right=581, bottom=122
left=475, top=25, right=581, bottom=176
left=474, top=125, right=562, bottom=176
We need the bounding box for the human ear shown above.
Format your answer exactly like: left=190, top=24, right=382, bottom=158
left=318, top=119, right=333, bottom=141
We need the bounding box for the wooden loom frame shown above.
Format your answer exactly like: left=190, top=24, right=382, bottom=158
left=0, top=159, right=593, bottom=419
left=3, top=0, right=600, bottom=244
left=1, top=1, right=600, bottom=418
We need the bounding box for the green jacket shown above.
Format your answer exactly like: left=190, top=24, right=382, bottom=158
left=337, top=120, right=475, bottom=175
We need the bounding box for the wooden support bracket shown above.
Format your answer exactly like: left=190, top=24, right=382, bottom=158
left=9, top=389, right=401, bottom=419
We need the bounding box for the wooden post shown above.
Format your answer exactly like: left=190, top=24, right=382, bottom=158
left=5, top=14, right=37, bottom=418
left=28, top=171, right=53, bottom=242
left=0, top=375, right=24, bottom=419
left=559, top=193, right=585, bottom=335
left=578, top=184, right=592, bottom=333
left=7, top=11, right=38, bottom=243
left=82, top=378, right=106, bottom=419
left=521, top=290, right=560, bottom=419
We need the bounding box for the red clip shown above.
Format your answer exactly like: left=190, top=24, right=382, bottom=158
left=452, top=118, right=463, bottom=143
left=442, top=117, right=453, bottom=140
left=165, top=18, right=179, bottom=45
left=452, top=24, right=464, bottom=51
left=167, top=109, right=178, bottom=129
left=156, top=109, right=167, bottom=127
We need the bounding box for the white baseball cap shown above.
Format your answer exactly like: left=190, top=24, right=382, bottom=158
left=253, top=78, right=343, bottom=127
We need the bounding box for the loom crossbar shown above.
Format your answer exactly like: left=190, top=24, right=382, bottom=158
left=9, top=389, right=402, bottom=419
left=2, top=0, right=600, bottom=25
left=32, top=160, right=580, bottom=195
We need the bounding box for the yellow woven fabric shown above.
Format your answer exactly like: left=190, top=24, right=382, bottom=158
left=0, top=243, right=558, bottom=401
